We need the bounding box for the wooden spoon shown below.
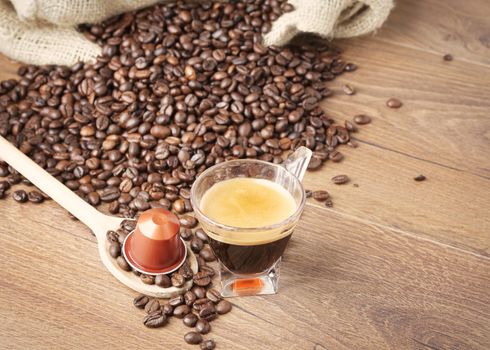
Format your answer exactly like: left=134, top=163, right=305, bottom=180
left=0, top=136, right=197, bottom=298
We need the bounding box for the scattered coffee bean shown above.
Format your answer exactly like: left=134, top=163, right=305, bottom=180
left=199, top=247, right=215, bottom=262
left=342, top=84, right=355, bottom=95
left=0, top=181, right=9, bottom=192
left=180, top=215, right=198, bottom=228
left=312, top=190, right=330, bottom=201
left=27, top=191, right=44, bottom=203
left=171, top=273, right=185, bottom=287
left=155, top=274, right=171, bottom=288
left=12, top=190, right=28, bottom=203
left=179, top=262, right=194, bottom=280
left=192, top=286, right=206, bottom=299
left=183, top=313, right=198, bottom=327
left=143, top=310, right=167, bottom=328
left=195, top=319, right=211, bottom=334
left=144, top=299, right=161, bottom=314
left=140, top=274, right=155, bottom=285
left=443, top=54, right=453, bottom=61
left=386, top=98, right=402, bottom=108
left=174, top=304, right=191, bottom=319
left=206, top=289, right=222, bottom=303
left=325, top=197, right=333, bottom=207
left=184, top=291, right=197, bottom=306
left=216, top=300, right=232, bottom=315
left=184, top=331, right=203, bottom=345
left=305, top=189, right=312, bottom=198
left=133, top=294, right=150, bottom=309
left=109, top=242, right=121, bottom=258
left=353, top=114, right=372, bottom=125
left=116, top=256, right=131, bottom=271
left=331, top=175, right=350, bottom=185
left=195, top=229, right=208, bottom=242
left=162, top=303, right=174, bottom=316
left=191, top=237, right=204, bottom=253
left=200, top=340, right=216, bottom=350
left=169, top=294, right=185, bottom=307
left=180, top=228, right=193, bottom=240
left=414, top=175, right=426, bottom=182
left=199, top=305, right=218, bottom=321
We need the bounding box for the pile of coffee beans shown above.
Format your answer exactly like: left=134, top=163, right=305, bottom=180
left=0, top=0, right=362, bottom=220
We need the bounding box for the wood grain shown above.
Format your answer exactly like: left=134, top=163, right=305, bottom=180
left=322, top=39, right=490, bottom=178
left=379, top=0, right=490, bottom=66
left=302, top=140, right=490, bottom=258
left=1, top=0, right=490, bottom=348
left=0, top=199, right=488, bottom=349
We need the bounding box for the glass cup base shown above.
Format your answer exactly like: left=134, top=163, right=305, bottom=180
left=219, top=259, right=281, bottom=297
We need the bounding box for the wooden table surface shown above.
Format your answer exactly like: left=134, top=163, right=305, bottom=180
left=1, top=0, right=489, bottom=349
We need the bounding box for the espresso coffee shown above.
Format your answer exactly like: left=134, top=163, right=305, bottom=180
left=200, top=178, right=297, bottom=274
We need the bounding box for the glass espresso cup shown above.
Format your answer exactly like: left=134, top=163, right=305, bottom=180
left=191, top=147, right=311, bottom=297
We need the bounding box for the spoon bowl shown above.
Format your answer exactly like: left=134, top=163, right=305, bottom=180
left=0, top=136, right=197, bottom=298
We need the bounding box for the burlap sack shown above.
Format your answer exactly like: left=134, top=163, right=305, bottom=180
left=0, top=0, right=161, bottom=65
left=263, top=0, right=394, bottom=46
left=0, top=0, right=393, bottom=66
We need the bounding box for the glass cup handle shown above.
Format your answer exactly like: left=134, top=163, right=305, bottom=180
left=282, top=146, right=312, bottom=181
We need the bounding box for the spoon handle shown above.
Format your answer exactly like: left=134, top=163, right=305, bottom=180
left=0, top=136, right=105, bottom=232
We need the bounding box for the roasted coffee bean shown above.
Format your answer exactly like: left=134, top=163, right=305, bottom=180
left=27, top=190, right=44, bottom=203
left=443, top=54, right=453, bottom=61
left=414, top=175, right=426, bottom=182
left=199, top=247, right=215, bottom=262
left=191, top=237, right=204, bottom=253
left=200, top=339, right=216, bottom=350
left=0, top=181, right=10, bottom=191
left=342, top=84, right=355, bottom=95
left=116, top=256, right=131, bottom=271
left=155, top=274, right=171, bottom=288
left=353, top=114, right=372, bottom=125
left=143, top=310, right=166, bottom=328
left=180, top=215, right=198, bottom=228
left=305, top=189, right=313, bottom=198
left=199, top=305, right=217, bottom=321
left=184, top=291, right=197, bottom=306
left=216, top=300, right=232, bottom=314
left=312, top=190, right=330, bottom=201
left=171, top=273, right=185, bottom=287
left=180, top=228, right=193, bottom=240
left=169, top=295, right=185, bottom=307
left=331, top=175, right=350, bottom=185
left=183, top=312, right=198, bottom=327
left=307, top=156, right=322, bottom=170
left=179, top=262, right=194, bottom=280
left=162, top=303, right=174, bottom=316
left=329, top=151, right=343, bottom=163
left=195, top=319, right=211, bottom=334
left=109, top=242, right=121, bottom=258
left=144, top=299, right=161, bottom=314
left=194, top=229, right=208, bottom=242
left=386, top=98, right=402, bottom=109
left=173, top=304, right=191, bottom=318
left=325, top=197, right=333, bottom=207
left=133, top=294, right=150, bottom=309
left=193, top=298, right=213, bottom=312
left=199, top=266, right=215, bottom=278
left=206, top=288, right=222, bottom=303
left=191, top=286, right=206, bottom=299
left=12, top=190, right=28, bottom=203
left=184, top=331, right=203, bottom=345
left=140, top=274, right=155, bottom=285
